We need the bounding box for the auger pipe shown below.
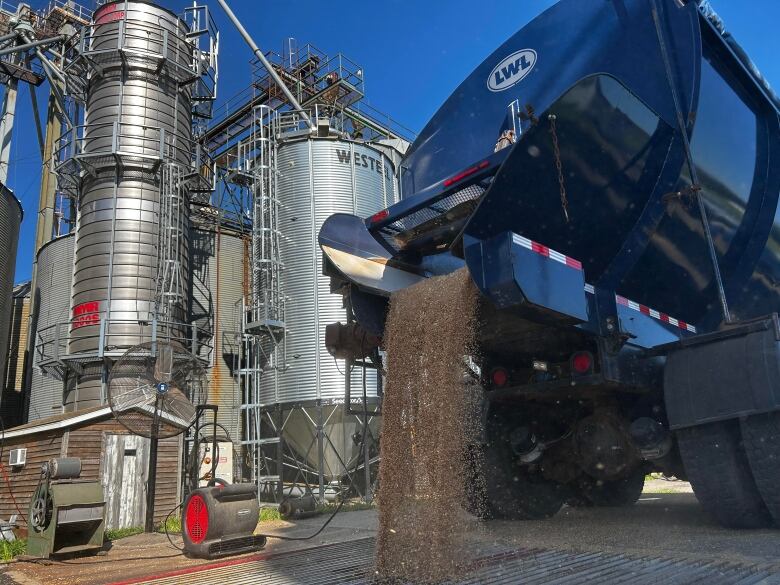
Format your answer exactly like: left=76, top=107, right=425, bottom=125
left=215, top=0, right=312, bottom=129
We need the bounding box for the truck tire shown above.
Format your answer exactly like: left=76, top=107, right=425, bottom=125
left=676, top=420, right=770, bottom=529
left=568, top=468, right=646, bottom=507
left=740, top=412, right=780, bottom=526
left=483, top=412, right=564, bottom=520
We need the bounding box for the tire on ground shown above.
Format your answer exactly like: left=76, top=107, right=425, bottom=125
left=568, top=467, right=646, bottom=507
left=483, top=412, right=564, bottom=520
left=740, top=411, right=780, bottom=526
left=676, top=419, right=770, bottom=529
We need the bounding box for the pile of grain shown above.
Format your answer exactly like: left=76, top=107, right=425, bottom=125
left=375, top=268, right=481, bottom=583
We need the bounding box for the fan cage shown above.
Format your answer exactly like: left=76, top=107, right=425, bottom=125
left=185, top=494, right=209, bottom=544
left=107, top=341, right=207, bottom=439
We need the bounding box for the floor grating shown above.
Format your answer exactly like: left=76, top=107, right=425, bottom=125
left=121, top=537, right=780, bottom=585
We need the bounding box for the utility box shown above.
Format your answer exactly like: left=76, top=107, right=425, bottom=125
left=27, top=481, right=106, bottom=558
left=199, top=441, right=233, bottom=486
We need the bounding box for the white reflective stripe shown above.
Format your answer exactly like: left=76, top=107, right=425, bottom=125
left=512, top=233, right=581, bottom=269
left=512, top=233, right=532, bottom=249
left=615, top=293, right=697, bottom=334
left=548, top=249, right=567, bottom=264
left=584, top=284, right=595, bottom=294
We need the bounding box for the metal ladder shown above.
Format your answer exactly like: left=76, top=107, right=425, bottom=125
left=155, top=161, right=186, bottom=322
left=239, top=104, right=287, bottom=500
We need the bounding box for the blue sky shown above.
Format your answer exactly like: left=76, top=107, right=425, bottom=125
left=8, top=0, right=780, bottom=282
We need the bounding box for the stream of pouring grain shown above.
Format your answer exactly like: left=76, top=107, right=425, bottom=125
left=375, top=268, right=481, bottom=583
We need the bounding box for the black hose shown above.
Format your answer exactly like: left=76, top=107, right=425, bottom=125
left=253, top=499, right=346, bottom=542
left=163, top=501, right=184, bottom=551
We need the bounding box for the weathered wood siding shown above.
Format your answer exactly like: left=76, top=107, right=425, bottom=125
left=0, top=432, right=63, bottom=525
left=0, top=416, right=181, bottom=528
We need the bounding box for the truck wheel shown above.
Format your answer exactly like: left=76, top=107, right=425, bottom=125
left=740, top=412, right=780, bottom=526
left=676, top=420, right=770, bottom=529
left=568, top=468, right=646, bottom=507
left=483, top=413, right=564, bottom=520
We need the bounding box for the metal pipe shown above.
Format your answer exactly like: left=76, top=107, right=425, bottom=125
left=650, top=0, right=731, bottom=324
left=28, top=83, right=44, bottom=159
left=215, top=0, right=312, bottom=128
left=0, top=79, right=19, bottom=184
left=17, top=32, right=66, bottom=84
left=0, top=35, right=65, bottom=58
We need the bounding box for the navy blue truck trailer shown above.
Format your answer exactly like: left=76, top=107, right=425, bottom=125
left=319, top=0, right=780, bottom=529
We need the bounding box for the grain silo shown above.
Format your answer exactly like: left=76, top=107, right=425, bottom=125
left=249, top=111, right=405, bottom=496
left=31, top=1, right=217, bottom=413
left=0, top=184, right=22, bottom=410
left=27, top=235, right=74, bottom=421
left=190, top=219, right=248, bottom=448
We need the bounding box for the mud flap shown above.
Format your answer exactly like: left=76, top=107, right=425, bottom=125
left=664, top=317, right=780, bottom=429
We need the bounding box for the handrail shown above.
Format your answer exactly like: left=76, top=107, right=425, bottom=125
left=35, top=318, right=214, bottom=372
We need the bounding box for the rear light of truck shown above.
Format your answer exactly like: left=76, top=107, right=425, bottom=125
left=443, top=160, right=490, bottom=187
left=368, top=209, right=389, bottom=224
left=570, top=351, right=594, bottom=375
left=490, top=367, right=509, bottom=388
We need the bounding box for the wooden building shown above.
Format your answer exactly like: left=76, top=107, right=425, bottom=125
left=1, top=281, right=31, bottom=428
left=0, top=406, right=181, bottom=530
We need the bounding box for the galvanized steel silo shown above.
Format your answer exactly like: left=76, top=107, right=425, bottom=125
left=260, top=137, right=398, bottom=405
left=191, top=226, right=247, bottom=444
left=69, top=1, right=193, bottom=358
left=65, top=1, right=195, bottom=410
left=0, top=184, right=22, bottom=405
left=28, top=235, right=74, bottom=421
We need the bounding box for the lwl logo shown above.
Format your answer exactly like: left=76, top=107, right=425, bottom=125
left=487, top=49, right=537, bottom=92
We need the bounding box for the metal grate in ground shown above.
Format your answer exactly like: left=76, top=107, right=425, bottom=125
left=119, top=537, right=780, bottom=585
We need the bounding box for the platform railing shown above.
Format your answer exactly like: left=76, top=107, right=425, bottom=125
left=35, top=318, right=213, bottom=379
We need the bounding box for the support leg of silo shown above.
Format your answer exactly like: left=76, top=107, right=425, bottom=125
left=317, top=403, right=325, bottom=503
left=363, top=409, right=372, bottom=504
left=276, top=406, right=284, bottom=501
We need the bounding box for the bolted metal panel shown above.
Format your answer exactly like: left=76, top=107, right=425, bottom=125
left=29, top=235, right=74, bottom=420
left=260, top=138, right=397, bottom=405
left=191, top=227, right=247, bottom=444
left=0, top=185, right=22, bottom=407
left=68, top=1, right=193, bottom=357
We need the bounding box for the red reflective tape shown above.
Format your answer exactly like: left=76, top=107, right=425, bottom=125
left=565, top=257, right=582, bottom=270
left=615, top=294, right=696, bottom=333
left=531, top=242, right=549, bottom=257
left=443, top=160, right=490, bottom=187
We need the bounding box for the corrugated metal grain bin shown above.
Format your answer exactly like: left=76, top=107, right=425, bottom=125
left=191, top=227, right=247, bottom=446
left=29, top=235, right=74, bottom=421
left=0, top=184, right=22, bottom=405
left=260, top=137, right=398, bottom=405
